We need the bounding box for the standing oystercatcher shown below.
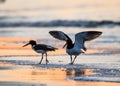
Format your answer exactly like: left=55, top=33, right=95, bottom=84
left=49, top=31, right=102, bottom=64
left=23, top=40, right=57, bottom=64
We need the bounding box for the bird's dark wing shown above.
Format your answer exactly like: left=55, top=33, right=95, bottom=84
left=75, top=31, right=102, bottom=41
left=34, top=44, right=57, bottom=51
left=74, top=31, right=102, bottom=51
left=49, top=30, right=72, bottom=41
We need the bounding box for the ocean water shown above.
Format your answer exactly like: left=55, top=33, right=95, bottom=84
left=0, top=0, right=120, bottom=86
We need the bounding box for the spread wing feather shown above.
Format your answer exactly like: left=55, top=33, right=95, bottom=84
left=49, top=31, right=72, bottom=41
left=75, top=31, right=102, bottom=41
left=74, top=31, right=102, bottom=51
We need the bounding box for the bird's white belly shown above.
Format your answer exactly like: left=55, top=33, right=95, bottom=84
left=66, top=47, right=81, bottom=56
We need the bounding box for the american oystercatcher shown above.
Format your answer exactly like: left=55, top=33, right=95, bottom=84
left=49, top=31, right=102, bottom=64
left=23, top=40, right=57, bottom=64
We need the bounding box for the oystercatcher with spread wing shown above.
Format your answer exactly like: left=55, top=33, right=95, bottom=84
left=49, top=31, right=102, bottom=64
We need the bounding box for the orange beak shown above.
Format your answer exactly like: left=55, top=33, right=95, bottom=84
left=63, top=42, right=67, bottom=48
left=23, top=43, right=29, bottom=47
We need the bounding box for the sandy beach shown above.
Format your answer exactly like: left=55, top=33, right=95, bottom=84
left=0, top=36, right=120, bottom=86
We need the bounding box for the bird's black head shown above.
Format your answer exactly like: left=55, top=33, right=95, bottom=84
left=29, top=40, right=36, bottom=45
left=23, top=40, right=37, bottom=47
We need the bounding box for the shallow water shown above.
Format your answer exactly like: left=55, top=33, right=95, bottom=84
left=0, top=50, right=120, bottom=85
left=0, top=0, right=120, bottom=86
left=0, top=24, right=120, bottom=85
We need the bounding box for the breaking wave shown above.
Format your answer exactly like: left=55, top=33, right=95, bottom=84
left=0, top=20, right=120, bottom=28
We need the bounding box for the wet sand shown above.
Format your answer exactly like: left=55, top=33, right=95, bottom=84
left=0, top=37, right=120, bottom=86
left=0, top=62, right=120, bottom=86
left=0, top=36, right=104, bottom=56
left=0, top=27, right=120, bottom=86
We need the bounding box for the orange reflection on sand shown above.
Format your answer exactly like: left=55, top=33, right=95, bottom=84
left=0, top=68, right=67, bottom=82
left=0, top=36, right=103, bottom=56
left=0, top=62, right=119, bottom=86
left=0, top=37, right=37, bottom=50
left=0, top=62, right=15, bottom=66
left=0, top=62, right=95, bottom=83
left=0, top=48, right=101, bottom=56
left=0, top=66, right=94, bottom=83
left=0, top=37, right=36, bottom=42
